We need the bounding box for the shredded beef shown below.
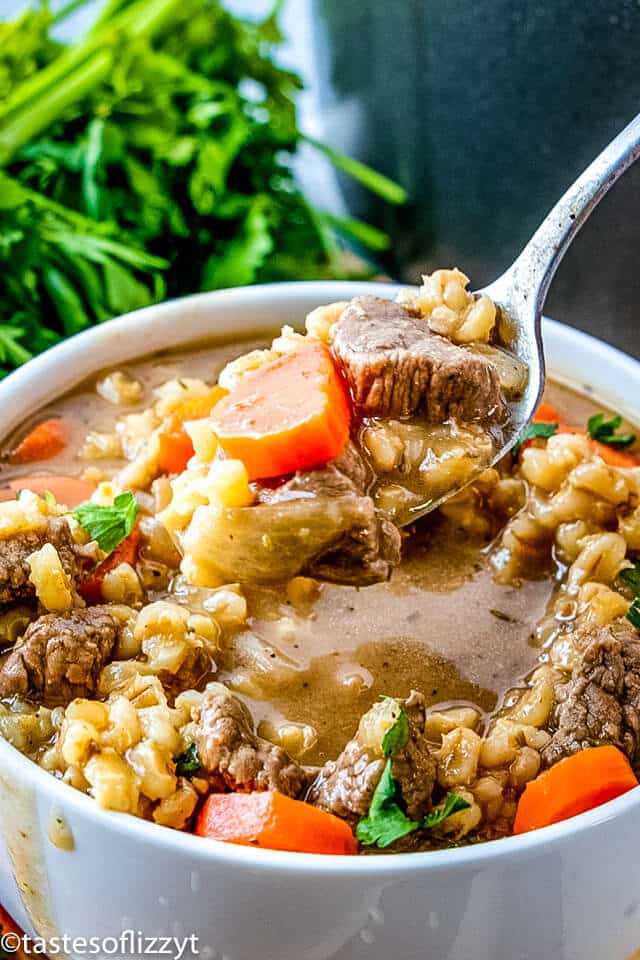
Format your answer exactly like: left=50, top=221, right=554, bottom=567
left=542, top=619, right=640, bottom=772
left=307, top=690, right=436, bottom=825
left=0, top=606, right=118, bottom=704
left=193, top=689, right=308, bottom=797
left=330, top=296, right=506, bottom=422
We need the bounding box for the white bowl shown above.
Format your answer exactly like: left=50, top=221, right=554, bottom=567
left=0, top=282, right=639, bottom=960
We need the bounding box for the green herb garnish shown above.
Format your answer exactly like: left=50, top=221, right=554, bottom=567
left=43, top=489, right=57, bottom=507
left=356, top=758, right=419, bottom=848
left=627, top=598, right=640, bottom=631
left=512, top=421, right=558, bottom=460
left=586, top=413, right=636, bottom=450
left=357, top=698, right=470, bottom=848
left=71, top=491, right=138, bottom=554
left=174, top=743, right=201, bottom=778
left=620, top=564, right=640, bottom=596
left=0, top=1, right=406, bottom=380
left=380, top=697, right=410, bottom=757
left=422, top=792, right=471, bottom=828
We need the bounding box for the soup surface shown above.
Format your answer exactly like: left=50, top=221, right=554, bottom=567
left=0, top=278, right=639, bottom=856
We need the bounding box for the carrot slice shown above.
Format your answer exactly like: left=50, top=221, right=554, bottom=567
left=513, top=745, right=638, bottom=834
left=157, top=386, right=227, bottom=475
left=0, top=475, right=96, bottom=507
left=210, top=342, right=351, bottom=481
left=195, top=790, right=358, bottom=855
left=78, top=525, right=141, bottom=604
left=11, top=418, right=67, bottom=463
left=533, top=402, right=562, bottom=424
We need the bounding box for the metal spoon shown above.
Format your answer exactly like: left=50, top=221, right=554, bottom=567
left=405, top=112, right=640, bottom=523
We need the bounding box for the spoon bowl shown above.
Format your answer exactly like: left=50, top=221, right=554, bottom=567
left=404, top=111, right=640, bottom=524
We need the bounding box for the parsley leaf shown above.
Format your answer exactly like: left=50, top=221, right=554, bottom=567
left=586, top=413, right=636, bottom=449
left=357, top=697, right=469, bottom=848
left=423, top=792, right=471, bottom=828
left=512, top=421, right=558, bottom=460
left=628, top=598, right=640, bottom=631
left=380, top=697, right=409, bottom=757
left=621, top=564, right=640, bottom=597
left=71, top=491, right=138, bottom=554
left=174, top=743, right=201, bottom=778
left=356, top=758, right=420, bottom=848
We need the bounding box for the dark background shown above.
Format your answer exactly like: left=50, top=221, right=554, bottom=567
left=311, top=0, right=640, bottom=356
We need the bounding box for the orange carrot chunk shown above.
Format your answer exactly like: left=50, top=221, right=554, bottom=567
left=209, top=342, right=351, bottom=481
left=78, top=525, right=142, bottom=604
left=157, top=386, right=227, bottom=475
left=513, top=745, right=638, bottom=835
left=0, top=475, right=95, bottom=507
left=11, top=418, right=67, bottom=463
left=532, top=402, right=562, bottom=424
left=195, top=790, right=358, bottom=855
left=157, top=431, right=197, bottom=476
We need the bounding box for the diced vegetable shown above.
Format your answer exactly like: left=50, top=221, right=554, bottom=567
left=72, top=492, right=138, bottom=553
left=195, top=790, right=358, bottom=855
left=512, top=421, right=558, bottom=460
left=0, top=474, right=95, bottom=507
left=210, top=342, right=351, bottom=480
left=513, top=745, right=638, bottom=834
left=157, top=431, right=197, bottom=476
left=79, top=525, right=141, bottom=604
left=532, top=403, right=639, bottom=468
left=11, top=418, right=66, bottom=463
left=586, top=413, right=636, bottom=450
left=532, top=402, right=561, bottom=424
left=157, top=387, right=226, bottom=475
left=187, top=495, right=374, bottom=584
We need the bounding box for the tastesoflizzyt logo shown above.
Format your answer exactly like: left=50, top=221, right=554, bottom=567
left=0, top=929, right=200, bottom=958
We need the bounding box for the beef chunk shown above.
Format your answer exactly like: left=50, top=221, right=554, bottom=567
left=330, top=296, right=506, bottom=422
left=193, top=689, right=308, bottom=797
left=307, top=691, right=436, bottom=825
left=0, top=607, right=118, bottom=704
left=158, top=646, right=213, bottom=703
left=259, top=441, right=401, bottom=586
left=542, top=619, right=640, bottom=771
left=0, top=518, right=96, bottom=605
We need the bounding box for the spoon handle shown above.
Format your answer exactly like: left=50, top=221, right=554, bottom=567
left=508, top=112, right=640, bottom=310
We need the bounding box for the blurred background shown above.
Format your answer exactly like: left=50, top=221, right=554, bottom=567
left=4, top=0, right=640, bottom=356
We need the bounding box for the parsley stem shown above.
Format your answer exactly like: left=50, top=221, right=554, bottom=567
left=52, top=0, right=98, bottom=26
left=0, top=0, right=184, bottom=162
left=303, top=135, right=408, bottom=205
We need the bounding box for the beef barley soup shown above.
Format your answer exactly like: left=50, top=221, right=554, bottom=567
left=0, top=271, right=639, bottom=855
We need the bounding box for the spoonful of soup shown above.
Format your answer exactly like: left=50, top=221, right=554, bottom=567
left=53, top=115, right=640, bottom=590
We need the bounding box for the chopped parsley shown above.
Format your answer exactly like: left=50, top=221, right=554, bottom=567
left=43, top=490, right=57, bottom=507
left=71, top=492, right=138, bottom=554
left=356, top=698, right=471, bottom=848
left=586, top=413, right=636, bottom=450
left=174, top=743, right=201, bottom=778
left=356, top=758, right=419, bottom=848
left=423, top=792, right=471, bottom=828
left=628, top=599, right=640, bottom=631
left=512, top=421, right=558, bottom=460
left=620, top=564, right=640, bottom=597
left=380, top=697, right=410, bottom=757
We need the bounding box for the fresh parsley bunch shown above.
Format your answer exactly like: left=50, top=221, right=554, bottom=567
left=0, top=0, right=406, bottom=378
